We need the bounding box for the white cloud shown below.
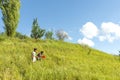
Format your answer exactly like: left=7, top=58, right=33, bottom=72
left=99, top=35, right=115, bottom=42
left=79, top=22, right=120, bottom=45
left=99, top=22, right=120, bottom=42
left=80, top=22, right=99, bottom=39
left=78, top=38, right=94, bottom=47
left=99, top=36, right=106, bottom=42
left=68, top=36, right=72, bottom=40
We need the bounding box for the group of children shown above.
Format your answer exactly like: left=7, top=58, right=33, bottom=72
left=32, top=48, right=45, bottom=62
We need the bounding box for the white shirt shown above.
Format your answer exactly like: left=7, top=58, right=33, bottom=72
left=32, top=51, right=36, bottom=62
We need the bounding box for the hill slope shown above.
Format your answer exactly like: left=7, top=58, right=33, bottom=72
left=0, top=38, right=120, bottom=80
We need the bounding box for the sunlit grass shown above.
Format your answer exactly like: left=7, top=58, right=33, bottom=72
left=0, top=38, right=120, bottom=80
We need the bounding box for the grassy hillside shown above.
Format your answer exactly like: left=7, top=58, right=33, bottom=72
left=0, top=38, right=120, bottom=80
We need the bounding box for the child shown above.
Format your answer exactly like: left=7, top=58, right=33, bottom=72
left=37, top=51, right=45, bottom=60
left=32, top=48, right=37, bottom=62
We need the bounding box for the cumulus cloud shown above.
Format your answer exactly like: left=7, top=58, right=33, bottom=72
left=78, top=38, right=94, bottom=47
left=99, top=35, right=116, bottom=42
left=78, top=22, right=120, bottom=46
left=80, top=22, right=99, bottom=39
left=99, top=22, right=120, bottom=42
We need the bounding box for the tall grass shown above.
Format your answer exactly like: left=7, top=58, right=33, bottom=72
left=0, top=38, right=120, bottom=80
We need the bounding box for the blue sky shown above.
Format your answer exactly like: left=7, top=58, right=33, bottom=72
left=1, top=0, right=120, bottom=54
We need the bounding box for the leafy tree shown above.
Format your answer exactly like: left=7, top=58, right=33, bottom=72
left=45, top=31, right=54, bottom=40
left=0, top=0, right=2, bottom=8
left=31, top=18, right=45, bottom=39
left=0, top=0, right=20, bottom=37
left=56, top=30, right=69, bottom=41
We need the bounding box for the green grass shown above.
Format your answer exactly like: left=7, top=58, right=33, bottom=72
left=0, top=38, right=120, bottom=80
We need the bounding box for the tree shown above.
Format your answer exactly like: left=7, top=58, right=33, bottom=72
left=45, top=31, right=54, bottom=40
left=0, top=0, right=2, bottom=8
left=31, top=18, right=45, bottom=39
left=56, top=30, right=69, bottom=41
left=0, top=0, right=20, bottom=37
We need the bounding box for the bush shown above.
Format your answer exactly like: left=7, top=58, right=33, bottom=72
left=15, top=32, right=29, bottom=39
